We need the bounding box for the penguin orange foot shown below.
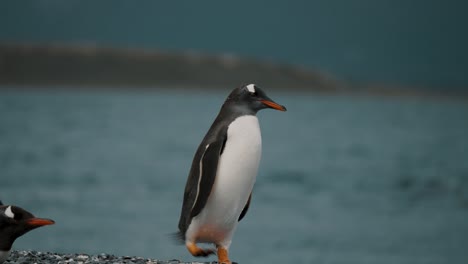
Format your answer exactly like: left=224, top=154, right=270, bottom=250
left=186, top=242, right=215, bottom=257
left=217, top=246, right=231, bottom=264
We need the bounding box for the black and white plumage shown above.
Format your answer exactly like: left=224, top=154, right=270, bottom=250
left=0, top=201, right=55, bottom=264
left=176, top=84, right=286, bottom=264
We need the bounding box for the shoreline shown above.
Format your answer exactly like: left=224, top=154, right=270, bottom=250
left=5, top=250, right=223, bottom=264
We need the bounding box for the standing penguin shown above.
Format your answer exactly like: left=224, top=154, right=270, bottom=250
left=176, top=84, right=286, bottom=264
left=0, top=201, right=55, bottom=263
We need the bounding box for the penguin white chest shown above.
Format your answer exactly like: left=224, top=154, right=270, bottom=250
left=214, top=115, right=262, bottom=213
left=189, top=115, right=262, bottom=245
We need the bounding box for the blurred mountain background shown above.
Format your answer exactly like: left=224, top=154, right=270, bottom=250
left=1, top=0, right=467, bottom=96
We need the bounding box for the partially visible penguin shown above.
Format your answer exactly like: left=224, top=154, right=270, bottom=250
left=0, top=201, right=55, bottom=263
left=176, top=84, right=286, bottom=264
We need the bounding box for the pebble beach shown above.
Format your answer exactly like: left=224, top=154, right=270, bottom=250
left=5, top=251, right=229, bottom=264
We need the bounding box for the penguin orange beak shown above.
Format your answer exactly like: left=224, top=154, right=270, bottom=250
left=26, top=218, right=55, bottom=227
left=260, top=99, right=287, bottom=111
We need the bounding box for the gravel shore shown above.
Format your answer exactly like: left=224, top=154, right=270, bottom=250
left=5, top=251, right=230, bottom=264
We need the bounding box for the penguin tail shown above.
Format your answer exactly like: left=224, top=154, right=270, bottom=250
left=169, top=231, right=185, bottom=245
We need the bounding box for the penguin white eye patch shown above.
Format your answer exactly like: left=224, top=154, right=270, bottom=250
left=4, top=206, right=15, bottom=219
left=246, top=84, right=256, bottom=93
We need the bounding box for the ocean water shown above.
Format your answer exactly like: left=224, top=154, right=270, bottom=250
left=1, top=88, right=467, bottom=264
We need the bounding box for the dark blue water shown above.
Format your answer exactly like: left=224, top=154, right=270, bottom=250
left=1, top=89, right=467, bottom=263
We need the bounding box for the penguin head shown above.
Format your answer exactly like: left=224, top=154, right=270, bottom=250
left=0, top=204, right=55, bottom=249
left=224, top=84, right=287, bottom=114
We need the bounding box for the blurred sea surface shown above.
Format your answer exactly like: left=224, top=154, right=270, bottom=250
left=1, top=88, right=467, bottom=264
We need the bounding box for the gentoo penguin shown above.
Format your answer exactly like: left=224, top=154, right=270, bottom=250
left=176, top=84, right=286, bottom=264
left=0, top=201, right=55, bottom=264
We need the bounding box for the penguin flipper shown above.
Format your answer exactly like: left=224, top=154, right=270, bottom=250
left=189, top=139, right=225, bottom=218
left=238, top=192, right=252, bottom=221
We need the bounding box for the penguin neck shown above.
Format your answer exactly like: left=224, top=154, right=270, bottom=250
left=0, top=225, right=21, bottom=251
left=220, top=101, right=257, bottom=118
left=0, top=249, right=10, bottom=263
left=0, top=226, right=25, bottom=263
left=205, top=102, right=258, bottom=143
left=0, top=234, right=15, bottom=251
